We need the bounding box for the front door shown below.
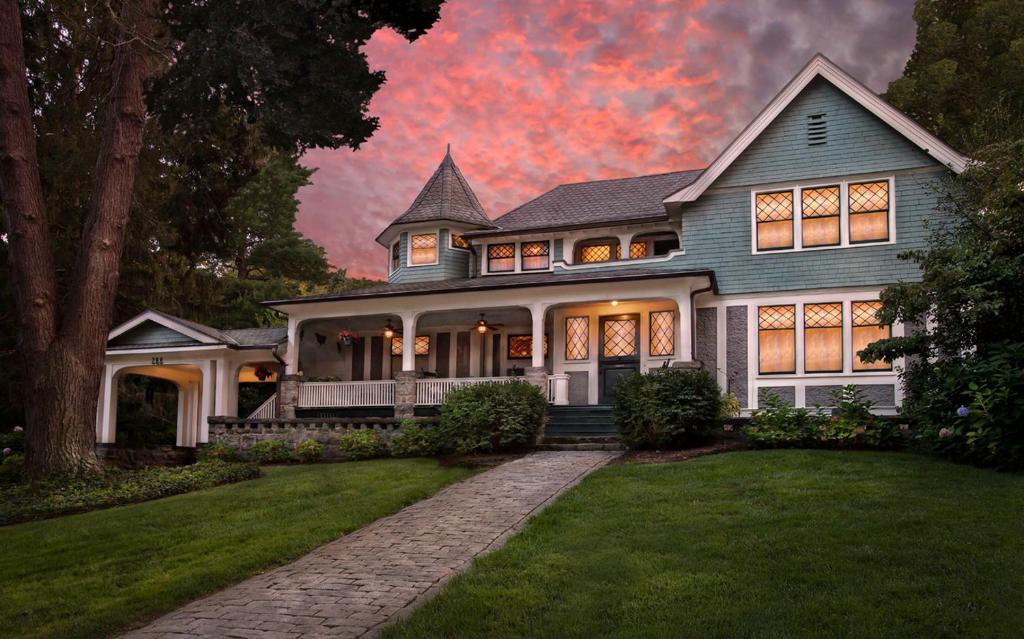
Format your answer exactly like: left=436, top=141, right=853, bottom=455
left=599, top=314, right=640, bottom=404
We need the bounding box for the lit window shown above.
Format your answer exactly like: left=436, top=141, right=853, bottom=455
left=849, top=181, right=890, bottom=243
left=565, top=316, right=589, bottom=360
left=451, top=233, right=471, bottom=250
left=758, top=305, right=796, bottom=374
left=487, top=243, right=515, bottom=272
left=578, top=242, right=621, bottom=263
left=801, top=186, right=840, bottom=247
left=521, top=241, right=550, bottom=271
left=756, top=191, right=794, bottom=250
left=391, top=336, right=403, bottom=355
left=414, top=335, right=430, bottom=356
left=390, top=242, right=401, bottom=273
left=852, top=301, right=891, bottom=370
left=507, top=335, right=547, bottom=359
left=629, top=241, right=648, bottom=259
left=410, top=234, right=437, bottom=265
left=804, top=303, right=843, bottom=372
left=603, top=318, right=638, bottom=357
left=649, top=311, right=675, bottom=356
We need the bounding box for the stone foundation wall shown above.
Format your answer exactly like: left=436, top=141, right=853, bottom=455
left=96, top=444, right=195, bottom=469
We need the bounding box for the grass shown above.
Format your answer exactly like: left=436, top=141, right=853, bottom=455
left=384, top=450, right=1024, bottom=639
left=0, top=459, right=473, bottom=639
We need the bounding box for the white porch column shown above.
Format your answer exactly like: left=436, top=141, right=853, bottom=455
left=197, top=360, right=215, bottom=444
left=617, top=233, right=633, bottom=258
left=400, top=311, right=419, bottom=372
left=176, top=383, right=188, bottom=446
left=214, top=357, right=233, bottom=417
left=285, top=317, right=301, bottom=374
left=675, top=290, right=693, bottom=362
left=529, top=302, right=549, bottom=369
left=96, top=364, right=118, bottom=444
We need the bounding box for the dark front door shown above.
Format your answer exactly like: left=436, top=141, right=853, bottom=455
left=599, top=314, right=640, bottom=404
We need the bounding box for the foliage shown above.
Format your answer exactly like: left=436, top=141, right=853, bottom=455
left=820, top=386, right=904, bottom=449
left=0, top=428, right=25, bottom=453
left=612, top=369, right=723, bottom=449
left=0, top=460, right=259, bottom=525
left=390, top=421, right=443, bottom=457
left=719, top=392, right=742, bottom=420
left=247, top=440, right=293, bottom=464
left=294, top=439, right=325, bottom=463
left=336, top=430, right=387, bottom=460
left=0, top=453, right=25, bottom=484
left=196, top=441, right=239, bottom=463
left=743, top=393, right=821, bottom=448
left=114, top=376, right=179, bottom=447
left=438, top=382, right=546, bottom=454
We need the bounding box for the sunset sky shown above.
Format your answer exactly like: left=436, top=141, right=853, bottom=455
left=296, top=0, right=918, bottom=279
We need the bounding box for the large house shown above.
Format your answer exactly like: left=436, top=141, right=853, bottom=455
left=97, top=55, right=967, bottom=447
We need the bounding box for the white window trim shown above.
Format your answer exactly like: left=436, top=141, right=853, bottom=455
left=482, top=240, right=554, bottom=275
left=448, top=232, right=472, bottom=252
left=750, top=176, right=896, bottom=255
left=407, top=232, right=440, bottom=268
left=520, top=240, right=552, bottom=273
left=389, top=239, right=401, bottom=274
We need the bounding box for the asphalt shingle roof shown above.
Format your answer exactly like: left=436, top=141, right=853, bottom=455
left=147, top=310, right=287, bottom=348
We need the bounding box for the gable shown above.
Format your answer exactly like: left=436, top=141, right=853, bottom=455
left=712, top=77, right=937, bottom=189
left=108, top=321, right=204, bottom=349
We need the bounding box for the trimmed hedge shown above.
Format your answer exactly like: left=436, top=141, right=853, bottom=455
left=0, top=460, right=260, bottom=525
left=439, top=381, right=546, bottom=454
left=612, top=369, right=723, bottom=449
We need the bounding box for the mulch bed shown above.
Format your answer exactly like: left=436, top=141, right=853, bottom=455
left=614, top=438, right=747, bottom=465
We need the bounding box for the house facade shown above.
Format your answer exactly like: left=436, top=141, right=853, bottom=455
left=96, top=55, right=967, bottom=447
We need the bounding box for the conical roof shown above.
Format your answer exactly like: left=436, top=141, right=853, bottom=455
left=377, top=147, right=494, bottom=244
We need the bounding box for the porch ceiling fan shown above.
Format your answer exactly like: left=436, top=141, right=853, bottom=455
left=475, top=313, right=504, bottom=334
left=382, top=319, right=403, bottom=339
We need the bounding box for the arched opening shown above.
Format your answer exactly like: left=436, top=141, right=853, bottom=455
left=237, top=362, right=280, bottom=418
left=116, top=374, right=179, bottom=446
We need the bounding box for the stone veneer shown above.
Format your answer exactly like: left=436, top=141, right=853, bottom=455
left=393, top=370, right=418, bottom=419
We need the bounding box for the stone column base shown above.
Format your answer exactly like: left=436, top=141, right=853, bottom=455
left=524, top=366, right=548, bottom=443
left=277, top=374, right=302, bottom=419
left=394, top=370, right=417, bottom=420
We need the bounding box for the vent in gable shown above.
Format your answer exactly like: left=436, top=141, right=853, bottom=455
left=807, top=113, right=828, bottom=145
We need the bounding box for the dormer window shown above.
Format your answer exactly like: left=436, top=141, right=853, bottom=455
left=487, top=243, right=515, bottom=272
left=577, top=240, right=621, bottom=263
left=390, top=241, right=401, bottom=273
left=409, top=233, right=438, bottom=265
left=521, top=241, right=550, bottom=271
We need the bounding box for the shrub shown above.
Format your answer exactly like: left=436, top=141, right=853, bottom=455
left=720, top=392, right=742, bottom=420
left=0, top=453, right=25, bottom=484
left=821, top=386, right=904, bottom=449
left=196, top=441, right=239, bottom=462
left=294, top=439, right=325, bottom=462
left=248, top=439, right=293, bottom=464
left=0, top=428, right=25, bottom=454
left=438, top=381, right=546, bottom=454
left=612, top=368, right=723, bottom=449
left=390, top=421, right=442, bottom=457
left=0, top=460, right=260, bottom=525
left=743, top=392, right=822, bottom=448
left=336, top=430, right=387, bottom=460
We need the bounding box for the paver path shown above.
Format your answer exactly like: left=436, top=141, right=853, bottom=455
left=123, top=451, right=617, bottom=639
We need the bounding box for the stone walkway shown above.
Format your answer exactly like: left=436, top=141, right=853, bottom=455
left=123, top=451, right=618, bottom=639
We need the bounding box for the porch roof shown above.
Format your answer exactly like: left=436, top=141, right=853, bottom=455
left=107, top=309, right=288, bottom=351
left=263, top=267, right=716, bottom=307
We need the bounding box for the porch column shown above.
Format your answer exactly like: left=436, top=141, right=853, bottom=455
left=214, top=357, right=234, bottom=417
left=674, top=289, right=695, bottom=365
left=96, top=364, right=118, bottom=444
left=525, top=302, right=550, bottom=392
left=285, top=317, right=301, bottom=374
left=617, top=233, right=633, bottom=259
left=400, top=311, right=420, bottom=372
left=277, top=374, right=301, bottom=419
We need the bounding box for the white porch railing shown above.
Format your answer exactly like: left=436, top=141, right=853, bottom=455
left=415, top=376, right=521, bottom=405
left=298, top=380, right=395, bottom=408
left=247, top=394, right=277, bottom=419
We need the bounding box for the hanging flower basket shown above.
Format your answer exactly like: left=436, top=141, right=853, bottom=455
left=336, top=329, right=357, bottom=348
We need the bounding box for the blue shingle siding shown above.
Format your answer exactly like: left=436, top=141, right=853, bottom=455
left=388, top=229, right=473, bottom=284
left=109, top=322, right=201, bottom=348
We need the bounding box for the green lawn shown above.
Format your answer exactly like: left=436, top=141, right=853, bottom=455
left=384, top=451, right=1024, bottom=639
left=0, top=459, right=473, bottom=639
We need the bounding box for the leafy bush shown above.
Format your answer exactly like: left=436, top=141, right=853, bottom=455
left=0, top=460, right=260, bottom=525
left=612, top=369, right=723, bottom=449
left=390, top=421, right=442, bottom=457
left=248, top=439, right=293, bottom=464
left=720, top=392, right=742, bottom=420
left=743, top=393, right=821, bottom=448
left=294, top=439, right=325, bottom=462
left=336, top=430, right=387, bottom=460
left=0, top=453, right=25, bottom=484
left=822, top=386, right=904, bottom=449
left=438, top=381, right=546, bottom=454
left=196, top=441, right=239, bottom=462
left=0, top=428, right=25, bottom=454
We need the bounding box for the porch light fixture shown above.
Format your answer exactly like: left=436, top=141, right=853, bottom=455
left=476, top=313, right=503, bottom=333
left=611, top=300, right=619, bottom=307
left=382, top=320, right=396, bottom=339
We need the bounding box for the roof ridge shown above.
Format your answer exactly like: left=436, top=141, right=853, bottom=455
left=553, top=167, right=705, bottom=189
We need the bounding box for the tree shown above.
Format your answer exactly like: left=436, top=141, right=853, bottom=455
left=0, top=0, right=443, bottom=477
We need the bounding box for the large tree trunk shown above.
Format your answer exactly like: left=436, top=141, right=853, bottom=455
left=0, top=0, right=155, bottom=477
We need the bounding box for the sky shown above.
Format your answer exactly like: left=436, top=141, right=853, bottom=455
left=296, top=0, right=918, bottom=280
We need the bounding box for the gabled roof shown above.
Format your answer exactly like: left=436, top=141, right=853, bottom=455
left=107, top=309, right=287, bottom=351
left=664, top=53, right=970, bottom=205
left=376, top=147, right=494, bottom=245
left=465, top=169, right=703, bottom=238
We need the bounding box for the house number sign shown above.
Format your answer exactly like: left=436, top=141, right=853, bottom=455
left=151, top=357, right=164, bottom=365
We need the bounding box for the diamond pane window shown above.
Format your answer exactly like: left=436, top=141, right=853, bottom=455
left=507, top=335, right=547, bottom=359
left=756, top=191, right=794, bottom=250
left=629, top=241, right=648, bottom=259
left=649, top=311, right=675, bottom=356
left=758, top=305, right=796, bottom=373
left=852, top=301, right=891, bottom=370
left=391, top=336, right=403, bottom=356
left=451, top=233, right=471, bottom=250
left=602, top=319, right=638, bottom=358
left=487, top=243, right=515, bottom=272
left=849, top=181, right=890, bottom=243
left=410, top=233, right=438, bottom=265
left=414, top=335, right=430, bottom=356
left=565, top=316, right=589, bottom=360
left=390, top=242, right=400, bottom=273
left=804, top=303, right=843, bottom=372
left=521, top=241, right=550, bottom=271
left=579, top=244, right=612, bottom=263
left=801, top=186, right=840, bottom=247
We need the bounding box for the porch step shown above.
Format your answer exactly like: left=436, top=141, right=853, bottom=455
left=538, top=441, right=625, bottom=452
left=545, top=405, right=618, bottom=438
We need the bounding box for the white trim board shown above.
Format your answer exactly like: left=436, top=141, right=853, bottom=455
left=664, top=53, right=969, bottom=205
left=107, top=310, right=222, bottom=345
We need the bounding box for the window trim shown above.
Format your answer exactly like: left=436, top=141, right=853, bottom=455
left=648, top=310, right=675, bottom=357
left=757, top=304, right=797, bottom=375
left=389, top=240, right=401, bottom=274
left=852, top=301, right=893, bottom=371
left=506, top=334, right=548, bottom=360
left=407, top=232, right=439, bottom=267
left=800, top=185, right=842, bottom=249
left=576, top=239, right=622, bottom=264
left=564, top=316, right=590, bottom=361
left=754, top=190, right=796, bottom=252
left=751, top=176, right=895, bottom=255
left=848, top=180, right=892, bottom=245
left=449, top=232, right=472, bottom=251
left=803, top=302, right=844, bottom=374
left=519, top=240, right=551, bottom=272
left=485, top=242, right=517, bottom=273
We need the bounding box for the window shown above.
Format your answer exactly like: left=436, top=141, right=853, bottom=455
left=487, top=243, right=515, bottom=272
left=565, top=316, right=589, bottom=360
left=804, top=303, right=843, bottom=373
left=801, top=186, right=840, bottom=247
left=414, top=335, right=431, bottom=356
left=649, top=311, right=675, bottom=356
left=450, top=233, right=471, bottom=250
left=758, top=305, right=796, bottom=374
left=629, top=241, right=648, bottom=259
left=849, top=181, right=890, bottom=243
left=390, top=241, right=400, bottom=273
left=521, top=241, right=550, bottom=271
left=852, top=301, right=891, bottom=370
left=507, top=334, right=547, bottom=359
left=602, top=318, right=638, bottom=357
left=578, top=241, right=621, bottom=263
left=755, top=191, right=794, bottom=250
left=410, top=233, right=437, bottom=265
left=391, top=336, right=403, bottom=355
